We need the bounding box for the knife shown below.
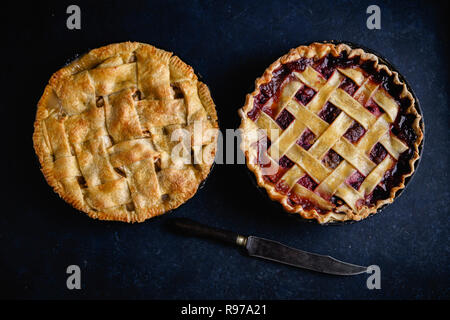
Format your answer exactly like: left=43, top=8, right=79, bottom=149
left=167, top=217, right=367, bottom=276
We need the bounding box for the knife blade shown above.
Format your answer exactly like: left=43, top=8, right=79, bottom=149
left=167, top=218, right=367, bottom=276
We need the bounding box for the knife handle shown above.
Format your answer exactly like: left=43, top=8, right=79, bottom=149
left=167, top=218, right=247, bottom=247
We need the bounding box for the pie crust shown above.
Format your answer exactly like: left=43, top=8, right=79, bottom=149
left=239, top=42, right=423, bottom=223
left=33, top=42, right=218, bottom=222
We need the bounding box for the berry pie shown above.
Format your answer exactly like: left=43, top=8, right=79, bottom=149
left=33, top=42, right=218, bottom=222
left=239, top=42, right=423, bottom=223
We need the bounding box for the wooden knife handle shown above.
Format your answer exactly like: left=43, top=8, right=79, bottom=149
left=167, top=217, right=247, bottom=247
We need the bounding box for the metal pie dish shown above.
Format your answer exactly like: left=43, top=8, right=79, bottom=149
left=242, top=41, right=425, bottom=225
left=34, top=42, right=220, bottom=222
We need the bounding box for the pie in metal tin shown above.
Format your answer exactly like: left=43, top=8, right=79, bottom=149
left=33, top=42, right=219, bottom=222
left=239, top=42, right=423, bottom=223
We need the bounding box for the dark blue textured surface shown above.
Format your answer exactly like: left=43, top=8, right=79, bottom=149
left=1, top=0, right=449, bottom=299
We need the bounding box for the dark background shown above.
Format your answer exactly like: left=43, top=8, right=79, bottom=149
left=0, top=0, right=448, bottom=299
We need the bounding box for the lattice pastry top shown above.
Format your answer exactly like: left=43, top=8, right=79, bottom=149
left=239, top=43, right=423, bottom=223
left=34, top=42, right=218, bottom=222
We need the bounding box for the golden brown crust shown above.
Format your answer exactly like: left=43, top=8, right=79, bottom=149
left=33, top=42, right=218, bottom=223
left=239, top=42, right=423, bottom=223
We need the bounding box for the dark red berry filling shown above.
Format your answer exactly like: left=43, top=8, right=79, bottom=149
left=261, top=102, right=276, bottom=119
left=369, top=143, right=388, bottom=164
left=343, top=121, right=366, bottom=143
left=361, top=60, right=407, bottom=107
left=249, top=65, right=291, bottom=120
left=391, top=114, right=418, bottom=146
left=288, top=192, right=327, bottom=214
left=284, top=58, right=313, bottom=72
left=339, top=77, right=358, bottom=96
left=314, top=53, right=359, bottom=79
left=263, top=166, right=288, bottom=185
left=365, top=148, right=416, bottom=206
left=363, top=164, right=396, bottom=206
left=279, top=155, right=295, bottom=169
left=322, top=149, right=343, bottom=169
left=275, top=109, right=295, bottom=130
left=288, top=193, right=313, bottom=211
left=314, top=56, right=335, bottom=79
left=247, top=104, right=261, bottom=121
left=295, top=85, right=316, bottom=106
left=296, top=129, right=316, bottom=150
left=365, top=98, right=384, bottom=117
left=262, top=149, right=294, bottom=185
left=318, top=102, right=341, bottom=124
left=259, top=66, right=290, bottom=102
left=275, top=180, right=290, bottom=194
left=297, top=174, right=318, bottom=191
left=346, top=171, right=365, bottom=190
